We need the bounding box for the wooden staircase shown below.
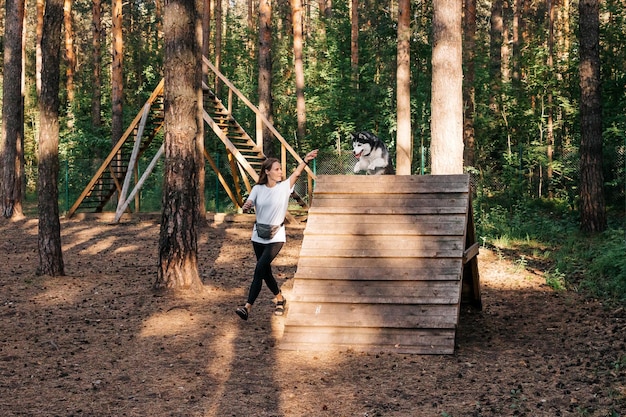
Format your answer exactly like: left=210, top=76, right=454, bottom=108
left=66, top=79, right=166, bottom=216
left=67, top=59, right=315, bottom=219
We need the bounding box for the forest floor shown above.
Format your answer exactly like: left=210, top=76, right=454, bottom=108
left=0, top=214, right=625, bottom=417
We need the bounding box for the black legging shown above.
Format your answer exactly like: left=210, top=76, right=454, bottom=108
left=246, top=241, right=284, bottom=305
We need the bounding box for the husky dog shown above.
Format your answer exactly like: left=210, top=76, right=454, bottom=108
left=351, top=131, right=395, bottom=175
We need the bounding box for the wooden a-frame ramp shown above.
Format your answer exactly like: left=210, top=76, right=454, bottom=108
left=281, top=174, right=481, bottom=355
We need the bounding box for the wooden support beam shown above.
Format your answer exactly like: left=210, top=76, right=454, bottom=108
left=463, top=242, right=479, bottom=264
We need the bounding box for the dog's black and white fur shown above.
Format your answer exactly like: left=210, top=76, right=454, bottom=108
left=351, top=131, right=395, bottom=175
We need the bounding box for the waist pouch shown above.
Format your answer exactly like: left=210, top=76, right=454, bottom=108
left=255, top=222, right=283, bottom=239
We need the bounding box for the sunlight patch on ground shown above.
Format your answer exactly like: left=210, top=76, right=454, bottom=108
left=113, top=245, right=143, bottom=254
left=478, top=249, right=551, bottom=292
left=61, top=224, right=109, bottom=251
left=140, top=308, right=202, bottom=337
left=226, top=227, right=253, bottom=238
left=201, top=328, right=237, bottom=417
left=22, top=219, right=39, bottom=233
left=31, top=278, right=88, bottom=306
left=77, top=235, right=116, bottom=255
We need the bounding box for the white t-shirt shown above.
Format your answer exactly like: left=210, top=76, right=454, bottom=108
left=247, top=180, right=294, bottom=243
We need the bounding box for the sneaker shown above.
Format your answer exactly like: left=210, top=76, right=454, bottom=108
left=274, top=298, right=286, bottom=316
left=236, top=306, right=249, bottom=320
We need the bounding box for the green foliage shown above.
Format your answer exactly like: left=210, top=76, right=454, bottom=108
left=544, top=268, right=567, bottom=291
left=575, top=229, right=626, bottom=302
left=476, top=194, right=626, bottom=303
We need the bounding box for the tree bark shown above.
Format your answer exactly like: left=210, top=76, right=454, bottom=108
left=202, top=0, right=211, bottom=60
left=247, top=0, right=254, bottom=56
left=546, top=0, right=555, bottom=197
left=258, top=0, right=274, bottom=156
left=578, top=0, right=606, bottom=233
left=197, top=0, right=206, bottom=223
left=38, top=0, right=65, bottom=276
left=318, top=0, right=332, bottom=18
left=489, top=0, right=503, bottom=110
left=463, top=0, right=477, bottom=168
left=350, top=0, right=359, bottom=87
left=36, top=0, right=44, bottom=96
left=214, top=0, right=222, bottom=92
left=63, top=0, right=75, bottom=105
left=396, top=0, right=411, bottom=174
left=292, top=0, right=306, bottom=142
left=111, top=0, right=123, bottom=147
left=431, top=0, right=464, bottom=174
left=91, top=0, right=102, bottom=127
left=501, top=0, right=511, bottom=83
left=156, top=0, right=203, bottom=291
left=1, top=0, right=25, bottom=219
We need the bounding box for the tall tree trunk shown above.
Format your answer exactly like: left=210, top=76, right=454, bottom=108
left=156, top=0, right=203, bottom=291
left=318, top=0, right=332, bottom=18
left=489, top=0, right=503, bottom=110
left=156, top=0, right=163, bottom=36
left=396, top=0, right=411, bottom=174
left=578, top=0, right=606, bottom=233
left=214, top=0, right=222, bottom=92
left=463, top=0, right=477, bottom=168
left=111, top=0, right=123, bottom=147
left=197, top=0, right=206, bottom=223
left=91, top=0, right=102, bottom=127
left=63, top=0, right=76, bottom=128
left=511, top=0, right=521, bottom=88
left=350, top=0, right=359, bottom=87
left=38, top=0, right=65, bottom=276
left=292, top=0, right=306, bottom=142
left=431, top=0, right=464, bottom=174
left=247, top=0, right=254, bottom=56
left=1, top=0, right=25, bottom=219
left=258, top=0, right=274, bottom=156
left=202, top=0, right=211, bottom=60
left=546, top=0, right=555, bottom=197
left=36, top=0, right=44, bottom=96
left=501, top=0, right=511, bottom=82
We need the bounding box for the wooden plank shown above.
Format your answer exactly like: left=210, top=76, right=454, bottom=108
left=313, top=175, right=470, bottom=194
left=294, top=266, right=460, bottom=282
left=295, top=257, right=462, bottom=281
left=290, top=280, right=461, bottom=304
left=298, top=235, right=464, bottom=258
left=306, top=213, right=466, bottom=226
left=463, top=242, right=480, bottom=264
left=312, top=192, right=469, bottom=201
left=305, top=214, right=467, bottom=236
left=312, top=192, right=468, bottom=202
left=308, top=205, right=467, bottom=215
left=310, top=195, right=468, bottom=209
left=280, top=327, right=455, bottom=354
left=296, top=254, right=461, bottom=271
left=285, top=303, right=459, bottom=329
left=302, top=235, right=464, bottom=250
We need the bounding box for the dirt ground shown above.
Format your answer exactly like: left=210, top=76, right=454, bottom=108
left=0, top=214, right=625, bottom=417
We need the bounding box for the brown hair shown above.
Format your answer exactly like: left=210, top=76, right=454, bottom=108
left=257, top=157, right=279, bottom=185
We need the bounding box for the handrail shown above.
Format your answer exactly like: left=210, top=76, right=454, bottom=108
left=203, top=56, right=316, bottom=181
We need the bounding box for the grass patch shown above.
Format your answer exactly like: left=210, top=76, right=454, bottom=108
left=476, top=197, right=626, bottom=304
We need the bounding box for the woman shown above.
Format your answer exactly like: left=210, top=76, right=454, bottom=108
left=236, top=149, right=319, bottom=320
